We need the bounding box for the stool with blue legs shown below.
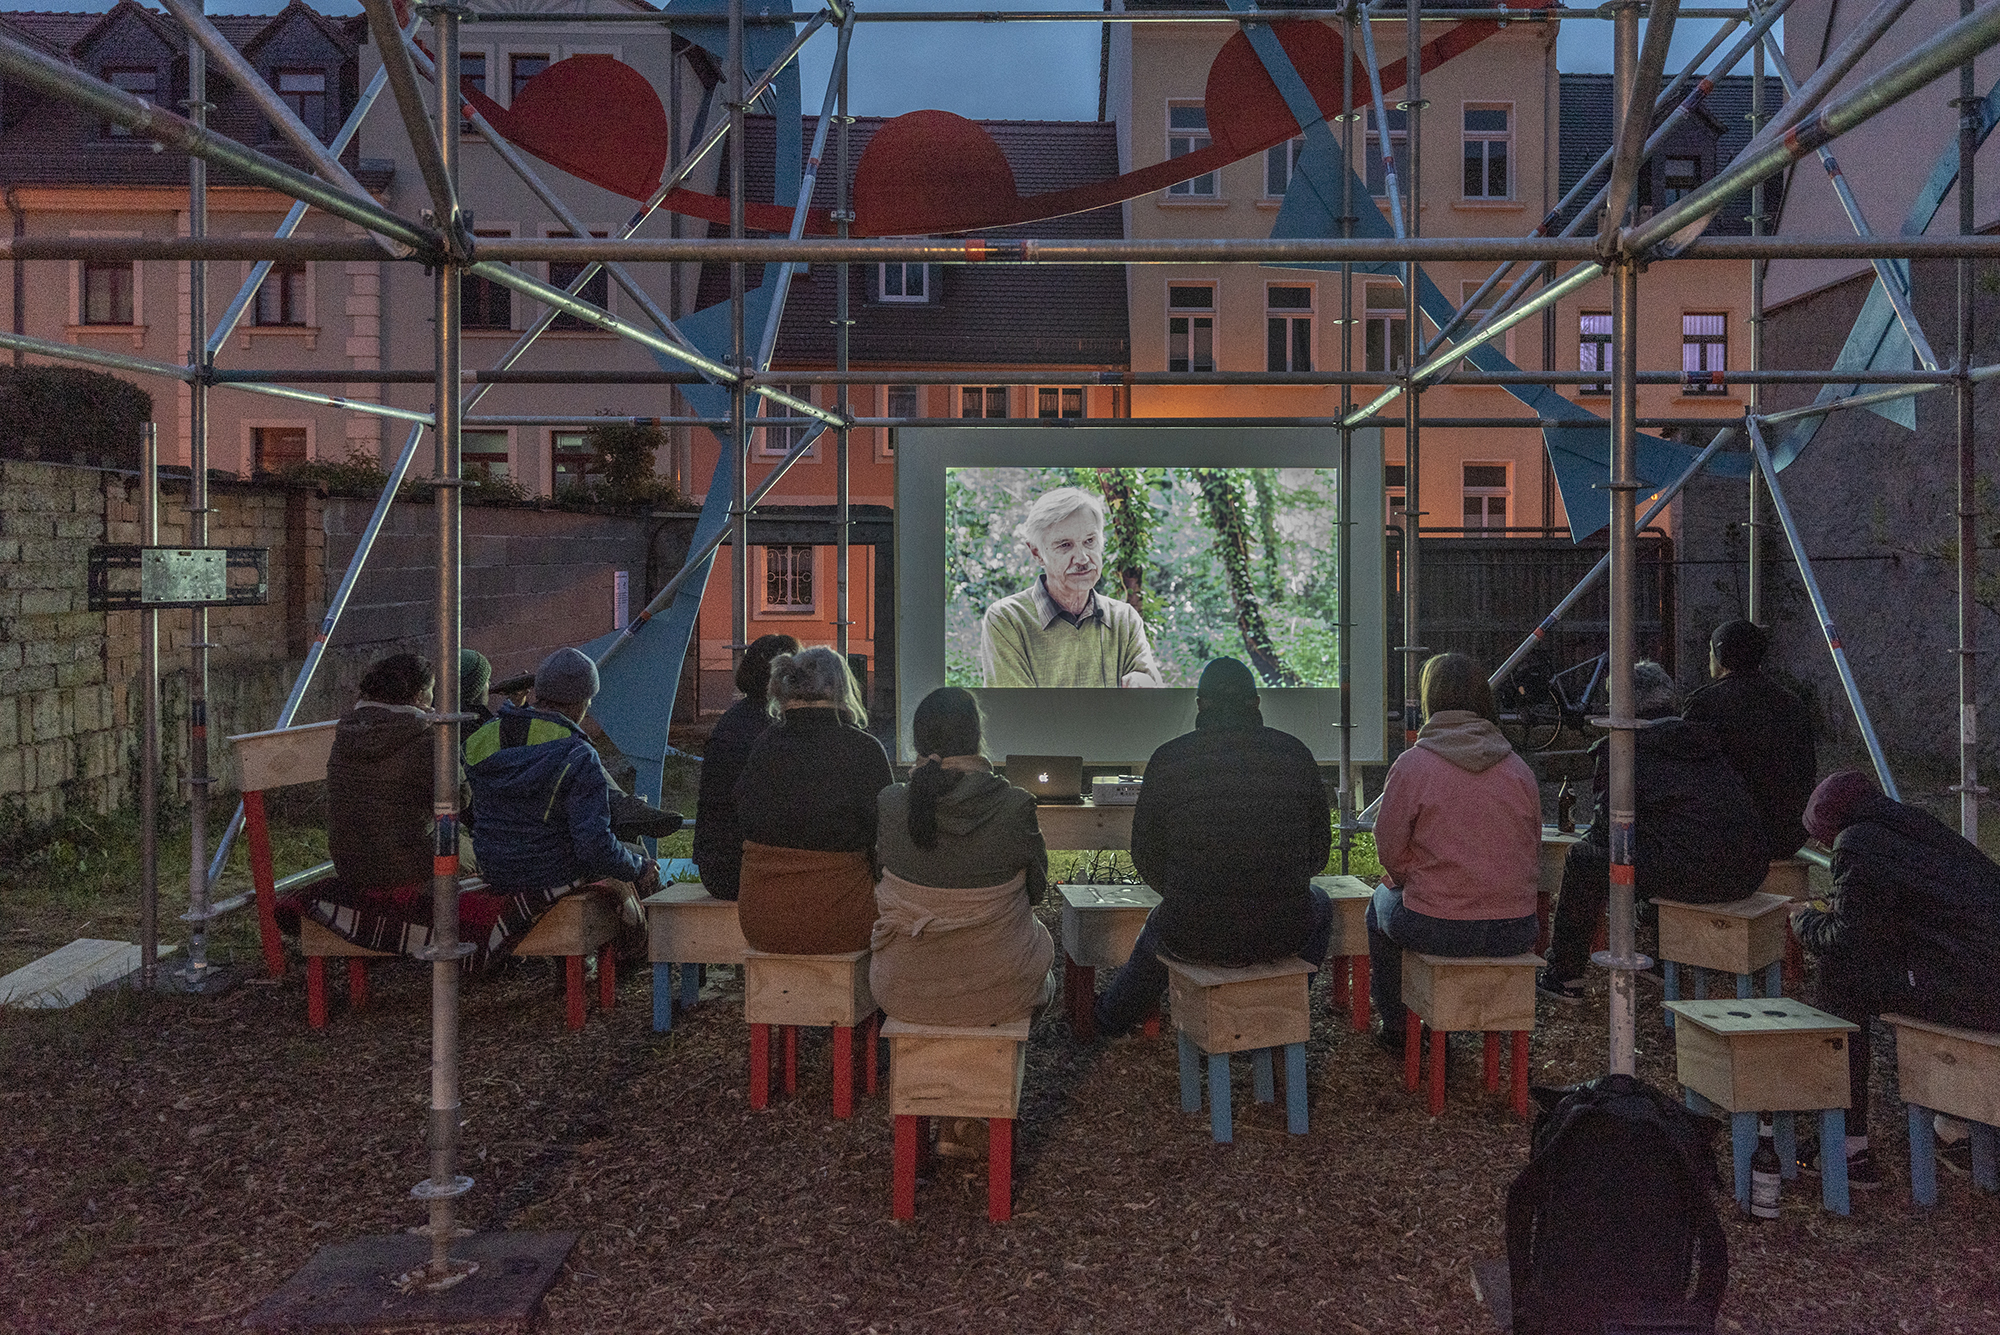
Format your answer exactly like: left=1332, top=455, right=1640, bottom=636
left=644, top=882, right=749, bottom=1032
left=1654, top=891, right=1791, bottom=1029
left=1666, top=997, right=1860, bottom=1215
left=1162, top=955, right=1313, bottom=1143
left=1883, top=1013, right=2000, bottom=1206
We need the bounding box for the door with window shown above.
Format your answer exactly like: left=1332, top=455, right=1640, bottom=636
left=1364, top=283, right=1407, bottom=373
left=1267, top=285, right=1312, bottom=373
left=1168, top=285, right=1215, bottom=373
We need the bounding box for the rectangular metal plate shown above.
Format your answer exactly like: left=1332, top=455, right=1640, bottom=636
left=243, top=1230, right=578, bottom=1328
left=140, top=547, right=227, bottom=604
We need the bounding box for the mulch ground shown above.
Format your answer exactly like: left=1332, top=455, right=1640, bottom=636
left=5, top=920, right=2000, bottom=1335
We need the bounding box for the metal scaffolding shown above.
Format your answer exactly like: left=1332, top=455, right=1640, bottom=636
left=1, top=0, right=1991, bottom=1283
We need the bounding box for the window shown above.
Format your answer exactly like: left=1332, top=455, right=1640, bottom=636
left=254, top=262, right=308, bottom=327
left=1363, top=282, right=1407, bottom=374
left=759, top=384, right=815, bottom=456
left=462, top=430, right=509, bottom=482
left=82, top=261, right=135, bottom=325
left=959, top=386, right=1008, bottom=419
left=1167, top=284, right=1215, bottom=373
left=552, top=430, right=595, bottom=489
left=1365, top=107, right=1409, bottom=197
left=1166, top=103, right=1217, bottom=197
left=460, top=52, right=488, bottom=99
left=1682, top=313, right=1728, bottom=394
left=878, top=262, right=927, bottom=302
left=547, top=230, right=608, bottom=330
left=1267, top=285, right=1313, bottom=373
left=1662, top=155, right=1701, bottom=205
left=252, top=427, right=308, bottom=474
left=274, top=69, right=327, bottom=140
left=884, top=383, right=917, bottom=456
left=1385, top=463, right=1407, bottom=530
left=1265, top=136, right=1304, bottom=197
left=1579, top=311, right=1612, bottom=395
left=1462, top=105, right=1510, bottom=199
left=463, top=229, right=513, bottom=329
left=103, top=67, right=157, bottom=137
left=761, top=545, right=816, bottom=613
left=1037, top=386, right=1084, bottom=419
left=510, top=54, right=549, bottom=104
left=1462, top=463, right=1510, bottom=531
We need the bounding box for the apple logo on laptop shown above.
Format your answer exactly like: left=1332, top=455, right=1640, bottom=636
left=1039, top=772, right=1050, bottom=784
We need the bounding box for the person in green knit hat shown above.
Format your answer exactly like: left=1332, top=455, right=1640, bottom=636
left=977, top=485, right=1163, bottom=688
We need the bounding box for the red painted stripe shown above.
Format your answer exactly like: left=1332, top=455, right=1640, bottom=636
left=1610, top=863, right=1636, bottom=885
left=434, top=855, right=459, bottom=876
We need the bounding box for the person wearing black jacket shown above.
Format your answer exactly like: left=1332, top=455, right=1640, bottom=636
left=1093, top=657, right=1335, bottom=1037
left=1681, top=620, right=1816, bottom=860
left=1541, top=661, right=1770, bottom=1001
left=692, top=633, right=799, bottom=899
left=1791, top=769, right=2000, bottom=1183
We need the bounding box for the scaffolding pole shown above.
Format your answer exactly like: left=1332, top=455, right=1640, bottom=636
left=836, top=14, right=854, bottom=665
left=1400, top=0, right=1424, bottom=748
left=181, top=9, right=214, bottom=989
left=1955, top=0, right=1984, bottom=840
left=1748, top=28, right=1765, bottom=625
left=730, top=0, right=750, bottom=672
left=1337, top=0, right=1357, bottom=868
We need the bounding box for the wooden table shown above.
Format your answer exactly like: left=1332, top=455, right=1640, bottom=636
left=1036, top=799, right=1136, bottom=851
left=1536, top=827, right=1582, bottom=953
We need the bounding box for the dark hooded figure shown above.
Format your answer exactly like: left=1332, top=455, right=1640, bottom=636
left=1681, top=620, right=1816, bottom=859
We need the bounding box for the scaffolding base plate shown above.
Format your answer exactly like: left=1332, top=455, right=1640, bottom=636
left=243, top=1230, right=578, bottom=1329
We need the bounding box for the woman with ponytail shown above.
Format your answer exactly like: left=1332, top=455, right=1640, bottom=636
left=869, top=687, right=1053, bottom=1027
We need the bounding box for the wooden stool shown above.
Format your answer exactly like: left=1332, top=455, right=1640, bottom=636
left=1401, top=952, right=1539, bottom=1118
left=1537, top=829, right=1581, bottom=955
left=644, top=883, right=748, bottom=1032
left=1759, top=858, right=1812, bottom=990
left=1312, top=874, right=1374, bottom=1033
left=1163, top=956, right=1313, bottom=1142
left=743, top=949, right=878, bottom=1118
left=515, top=888, right=622, bottom=1031
left=1057, top=883, right=1161, bottom=1039
left=300, top=918, right=393, bottom=1028
left=1666, top=997, right=1859, bottom=1216
left=1883, top=1013, right=2000, bottom=1206
left=1655, top=891, right=1791, bottom=1028
left=884, top=1015, right=1030, bottom=1222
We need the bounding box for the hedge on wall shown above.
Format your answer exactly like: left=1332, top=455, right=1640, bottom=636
left=0, top=365, right=153, bottom=469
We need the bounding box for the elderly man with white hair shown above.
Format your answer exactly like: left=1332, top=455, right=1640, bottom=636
left=978, top=486, right=1164, bottom=688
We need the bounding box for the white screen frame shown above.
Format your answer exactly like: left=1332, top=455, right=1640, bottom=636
left=895, top=425, right=1386, bottom=764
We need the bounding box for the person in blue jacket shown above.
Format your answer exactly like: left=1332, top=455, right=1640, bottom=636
left=464, top=647, right=661, bottom=911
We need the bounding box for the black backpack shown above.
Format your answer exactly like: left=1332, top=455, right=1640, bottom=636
left=1506, top=1074, right=1728, bottom=1335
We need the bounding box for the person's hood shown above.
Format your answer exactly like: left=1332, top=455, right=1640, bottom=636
left=932, top=768, right=1023, bottom=838
left=1414, top=710, right=1515, bottom=773
left=336, top=702, right=429, bottom=764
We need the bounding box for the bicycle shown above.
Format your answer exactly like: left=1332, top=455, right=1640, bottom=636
left=1497, top=646, right=1611, bottom=753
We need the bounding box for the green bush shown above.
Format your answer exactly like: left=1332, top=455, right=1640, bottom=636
left=0, top=366, right=152, bottom=468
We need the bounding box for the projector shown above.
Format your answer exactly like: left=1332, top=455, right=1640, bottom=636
left=1091, top=775, right=1143, bottom=806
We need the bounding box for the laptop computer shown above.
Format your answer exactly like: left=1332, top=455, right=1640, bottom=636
left=1007, top=754, right=1085, bottom=804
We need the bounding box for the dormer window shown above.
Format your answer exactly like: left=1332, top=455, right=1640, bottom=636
left=275, top=69, right=328, bottom=140
left=102, top=66, right=157, bottom=138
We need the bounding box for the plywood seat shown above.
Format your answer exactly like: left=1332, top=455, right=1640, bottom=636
left=1162, top=955, right=1313, bottom=1142
left=514, top=886, right=624, bottom=1031
left=1654, top=891, right=1791, bottom=1024
left=1537, top=829, right=1582, bottom=954
left=643, top=883, right=748, bottom=1032
left=1667, top=997, right=1859, bottom=1215
left=1758, top=858, right=1813, bottom=991
left=299, top=918, right=393, bottom=1028
left=1056, top=883, right=1161, bottom=1039
left=1401, top=952, right=1540, bottom=1118
left=1883, top=1013, right=2000, bottom=1206
left=1312, top=874, right=1375, bottom=1033
left=742, top=949, right=879, bottom=1118
left=883, top=1015, right=1031, bottom=1222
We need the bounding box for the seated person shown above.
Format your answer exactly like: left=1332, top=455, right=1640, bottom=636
left=1367, top=653, right=1541, bottom=1051
left=1094, top=657, right=1335, bottom=1036
left=462, top=647, right=661, bottom=958
left=460, top=648, right=496, bottom=728
left=1541, top=661, right=1770, bottom=1003
left=979, top=486, right=1164, bottom=688
left=692, top=633, right=799, bottom=900
left=871, top=687, right=1054, bottom=1026
left=1792, top=770, right=2000, bottom=1186
left=1682, top=620, right=1816, bottom=860
left=733, top=646, right=894, bottom=954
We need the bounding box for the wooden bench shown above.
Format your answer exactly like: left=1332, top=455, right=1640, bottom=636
left=884, top=1015, right=1031, bottom=1222
left=1163, top=955, right=1313, bottom=1142
left=743, top=949, right=878, bottom=1118
left=1057, top=883, right=1161, bottom=1039
left=644, top=881, right=748, bottom=1033
left=1884, top=1013, right=2000, bottom=1205
left=299, top=918, right=392, bottom=1028
left=1655, top=891, right=1791, bottom=1027
left=229, top=720, right=341, bottom=981
left=515, top=887, right=624, bottom=1031
left=1312, top=874, right=1375, bottom=1033
left=1402, top=953, right=1540, bottom=1118
left=1759, top=857, right=1812, bottom=990
left=1667, top=997, right=1859, bottom=1215
left=1537, top=829, right=1581, bottom=955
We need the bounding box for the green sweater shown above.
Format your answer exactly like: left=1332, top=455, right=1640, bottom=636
left=978, top=580, right=1163, bottom=688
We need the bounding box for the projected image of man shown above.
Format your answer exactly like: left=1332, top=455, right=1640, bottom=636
left=978, top=487, right=1164, bottom=688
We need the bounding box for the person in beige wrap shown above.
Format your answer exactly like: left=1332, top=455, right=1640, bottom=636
left=871, top=687, right=1054, bottom=1029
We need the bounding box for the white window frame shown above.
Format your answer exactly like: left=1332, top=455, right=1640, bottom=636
left=550, top=428, right=596, bottom=490
left=1461, top=102, right=1512, bottom=201
left=1579, top=310, right=1613, bottom=396
left=462, top=225, right=516, bottom=332
left=506, top=52, right=552, bottom=108
left=1461, top=461, right=1512, bottom=532
left=1364, top=107, right=1408, bottom=199
left=1266, top=283, right=1314, bottom=374
left=1661, top=155, right=1702, bottom=206
left=1362, top=282, right=1407, bottom=374
left=1165, top=100, right=1217, bottom=199
left=759, top=383, right=818, bottom=457
left=878, top=262, right=928, bottom=303
left=458, top=46, right=494, bottom=110
left=1682, top=312, right=1729, bottom=395
left=461, top=427, right=514, bottom=483
left=69, top=230, right=143, bottom=345
left=1264, top=136, right=1304, bottom=198
left=757, top=543, right=819, bottom=616
left=1167, top=283, right=1216, bottom=374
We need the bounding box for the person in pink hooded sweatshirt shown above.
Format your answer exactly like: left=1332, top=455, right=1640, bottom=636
left=1366, top=653, right=1542, bottom=1052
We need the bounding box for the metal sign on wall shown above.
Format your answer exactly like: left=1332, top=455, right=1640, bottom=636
left=87, top=545, right=269, bottom=611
